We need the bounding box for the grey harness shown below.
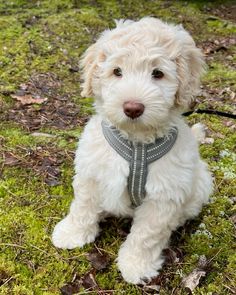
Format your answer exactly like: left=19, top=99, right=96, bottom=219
left=101, top=121, right=178, bottom=207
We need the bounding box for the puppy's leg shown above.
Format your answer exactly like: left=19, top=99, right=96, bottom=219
left=52, top=177, right=101, bottom=249
left=117, top=199, right=181, bottom=284
left=180, top=161, right=212, bottom=224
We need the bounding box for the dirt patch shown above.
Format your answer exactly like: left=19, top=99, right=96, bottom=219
left=2, top=144, right=74, bottom=185
left=2, top=73, right=87, bottom=131
left=204, top=4, right=236, bottom=22
left=201, top=37, right=236, bottom=56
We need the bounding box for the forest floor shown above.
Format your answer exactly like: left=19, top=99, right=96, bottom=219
left=0, top=0, right=235, bottom=294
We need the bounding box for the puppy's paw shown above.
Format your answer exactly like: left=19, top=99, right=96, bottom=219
left=52, top=216, right=98, bottom=249
left=117, top=243, right=163, bottom=284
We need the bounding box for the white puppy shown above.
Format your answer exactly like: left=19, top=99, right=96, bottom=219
left=52, top=17, right=213, bottom=284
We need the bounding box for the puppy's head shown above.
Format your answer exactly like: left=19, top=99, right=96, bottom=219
left=80, top=17, right=205, bottom=131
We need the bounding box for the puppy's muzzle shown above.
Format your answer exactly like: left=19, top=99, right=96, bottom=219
left=123, top=101, right=145, bottom=119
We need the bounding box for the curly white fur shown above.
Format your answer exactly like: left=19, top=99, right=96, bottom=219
left=52, top=17, right=213, bottom=284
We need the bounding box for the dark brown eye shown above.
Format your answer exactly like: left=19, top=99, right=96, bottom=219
left=113, top=67, right=122, bottom=77
left=152, top=68, right=164, bottom=79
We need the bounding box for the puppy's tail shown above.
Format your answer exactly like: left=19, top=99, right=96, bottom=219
left=191, top=123, right=206, bottom=143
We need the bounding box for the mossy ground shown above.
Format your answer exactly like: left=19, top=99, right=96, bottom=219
left=0, top=1, right=235, bottom=294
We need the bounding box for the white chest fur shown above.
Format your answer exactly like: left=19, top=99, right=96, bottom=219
left=74, top=115, right=198, bottom=216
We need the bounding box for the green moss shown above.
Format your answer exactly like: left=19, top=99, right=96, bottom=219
left=206, top=18, right=236, bottom=35
left=204, top=62, right=236, bottom=87
left=0, top=124, right=48, bottom=148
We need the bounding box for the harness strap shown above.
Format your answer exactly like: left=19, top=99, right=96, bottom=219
left=101, top=120, right=178, bottom=207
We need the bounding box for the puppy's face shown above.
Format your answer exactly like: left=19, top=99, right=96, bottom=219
left=99, top=46, right=178, bottom=130
left=80, top=18, right=204, bottom=131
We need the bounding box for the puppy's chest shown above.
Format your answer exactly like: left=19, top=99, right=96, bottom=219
left=96, top=151, right=177, bottom=198
left=78, top=121, right=192, bottom=206
left=99, top=150, right=191, bottom=199
left=101, top=121, right=179, bottom=206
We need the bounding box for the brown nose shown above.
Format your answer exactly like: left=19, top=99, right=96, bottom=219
left=123, top=101, right=145, bottom=119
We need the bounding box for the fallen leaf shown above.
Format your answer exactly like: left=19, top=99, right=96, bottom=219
left=86, top=248, right=110, bottom=271
left=11, top=94, right=48, bottom=105
left=82, top=272, right=98, bottom=290
left=182, top=255, right=208, bottom=293
left=163, top=247, right=183, bottom=265
left=60, top=271, right=101, bottom=295
left=60, top=282, right=81, bottom=295
left=3, top=152, right=20, bottom=166
left=182, top=269, right=206, bottom=293
left=141, top=274, right=164, bottom=293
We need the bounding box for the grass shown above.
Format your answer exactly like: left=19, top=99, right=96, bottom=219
left=0, top=0, right=235, bottom=294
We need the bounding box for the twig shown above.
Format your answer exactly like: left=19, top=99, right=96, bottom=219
left=29, top=243, right=54, bottom=256
left=94, top=245, right=116, bottom=257
left=0, top=243, right=26, bottom=249
left=28, top=243, right=67, bottom=261
left=0, top=276, right=14, bottom=287
left=33, top=203, right=50, bottom=211
left=223, top=284, right=236, bottom=293
left=207, top=248, right=222, bottom=264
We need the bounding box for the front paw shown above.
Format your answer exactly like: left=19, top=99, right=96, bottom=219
left=52, top=215, right=99, bottom=249
left=117, top=242, right=163, bottom=284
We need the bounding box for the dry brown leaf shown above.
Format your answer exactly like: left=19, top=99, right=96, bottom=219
left=182, top=269, right=206, bottom=292
left=163, top=247, right=183, bottom=265
left=11, top=94, right=47, bottom=105
left=182, top=255, right=208, bottom=293
left=60, top=282, right=81, bottom=295
left=60, top=271, right=98, bottom=295
left=86, top=248, right=110, bottom=271
left=81, top=272, right=98, bottom=290
left=3, top=152, right=20, bottom=166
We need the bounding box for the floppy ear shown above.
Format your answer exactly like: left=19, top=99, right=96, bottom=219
left=174, top=28, right=205, bottom=109
left=79, top=19, right=134, bottom=98
left=79, top=43, right=106, bottom=97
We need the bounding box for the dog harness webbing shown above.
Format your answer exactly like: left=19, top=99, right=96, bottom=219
left=101, top=121, right=178, bottom=207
